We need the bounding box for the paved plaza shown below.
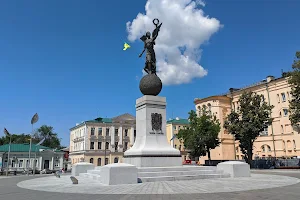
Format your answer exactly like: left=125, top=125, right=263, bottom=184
left=0, top=171, right=300, bottom=199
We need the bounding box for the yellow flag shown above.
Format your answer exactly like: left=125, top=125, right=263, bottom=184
left=123, top=42, right=130, bottom=51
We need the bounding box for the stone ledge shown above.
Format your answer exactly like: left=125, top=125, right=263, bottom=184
left=217, top=161, right=250, bottom=178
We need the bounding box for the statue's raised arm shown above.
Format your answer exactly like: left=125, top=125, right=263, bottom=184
left=151, top=18, right=162, bottom=41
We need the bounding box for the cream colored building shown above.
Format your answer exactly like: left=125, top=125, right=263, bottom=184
left=69, top=113, right=136, bottom=166
left=166, top=118, right=190, bottom=161
left=194, top=75, right=300, bottom=164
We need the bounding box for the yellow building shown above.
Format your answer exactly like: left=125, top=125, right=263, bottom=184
left=69, top=113, right=136, bottom=166
left=166, top=118, right=190, bottom=161
left=194, top=75, right=300, bottom=164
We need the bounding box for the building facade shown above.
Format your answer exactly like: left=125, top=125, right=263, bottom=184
left=166, top=118, right=190, bottom=161
left=194, top=75, right=300, bottom=164
left=0, top=144, right=64, bottom=172
left=69, top=113, right=136, bottom=166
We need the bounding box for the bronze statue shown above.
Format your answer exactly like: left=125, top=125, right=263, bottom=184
left=139, top=18, right=162, bottom=75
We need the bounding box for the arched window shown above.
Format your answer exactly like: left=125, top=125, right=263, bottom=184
left=207, top=103, right=212, bottom=111
left=97, top=158, right=101, bottom=166
left=114, top=157, right=119, bottom=163
left=287, top=140, right=292, bottom=150
left=267, top=145, right=271, bottom=152
left=90, top=158, right=94, bottom=164
left=282, top=141, right=286, bottom=151
left=261, top=145, right=265, bottom=152
left=293, top=140, right=296, bottom=149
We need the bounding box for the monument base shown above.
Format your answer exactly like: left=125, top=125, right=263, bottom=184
left=124, top=156, right=182, bottom=168
left=123, top=95, right=181, bottom=167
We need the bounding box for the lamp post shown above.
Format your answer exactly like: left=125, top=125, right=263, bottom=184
left=4, top=128, right=11, bottom=176
left=28, top=113, right=39, bottom=176
left=33, top=137, right=45, bottom=176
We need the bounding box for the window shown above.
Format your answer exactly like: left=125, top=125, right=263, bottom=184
left=12, top=160, right=15, bottom=168
left=207, top=103, right=212, bottom=111
left=283, top=109, right=288, bottom=116
left=98, top=128, right=102, bottom=136
left=261, top=145, right=265, bottom=152
left=267, top=145, right=271, bottom=152
left=90, top=158, right=94, bottom=164
left=105, top=142, right=109, bottom=150
left=283, top=141, right=286, bottom=150
left=281, top=93, right=286, bottom=102
left=277, top=94, right=280, bottom=103
left=106, top=128, right=110, bottom=136
left=281, top=125, right=284, bottom=134
left=19, top=160, right=23, bottom=168
left=98, top=142, right=102, bottom=150
left=55, top=160, right=59, bottom=167
left=90, top=142, right=94, bottom=150
left=91, top=127, right=95, bottom=136
left=124, top=142, right=128, bottom=151
left=115, top=142, right=118, bottom=152
left=97, top=158, right=101, bottom=166
left=114, top=157, right=119, bottom=163
left=115, top=128, right=118, bottom=136
left=293, top=140, right=296, bottom=149
left=105, top=158, right=109, bottom=165
left=124, top=129, right=128, bottom=137
left=26, top=160, right=29, bottom=168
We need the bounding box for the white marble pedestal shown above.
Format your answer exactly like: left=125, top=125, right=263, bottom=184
left=123, top=95, right=182, bottom=167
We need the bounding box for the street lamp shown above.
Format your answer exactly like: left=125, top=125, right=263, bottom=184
left=3, top=128, right=12, bottom=176
left=28, top=113, right=39, bottom=176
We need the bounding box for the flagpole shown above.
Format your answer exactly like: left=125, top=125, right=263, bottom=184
left=6, top=135, right=11, bottom=176
left=4, top=128, right=11, bottom=176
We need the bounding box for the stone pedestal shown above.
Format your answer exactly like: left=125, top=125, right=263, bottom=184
left=123, top=95, right=181, bottom=167
left=100, top=163, right=138, bottom=185
left=71, top=162, right=94, bottom=176
left=217, top=161, right=250, bottom=178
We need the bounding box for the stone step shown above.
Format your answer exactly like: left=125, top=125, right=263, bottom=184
left=139, top=173, right=230, bottom=183
left=138, top=170, right=222, bottom=177
left=87, top=169, right=101, bottom=175
left=138, top=166, right=216, bottom=172
left=79, top=173, right=101, bottom=181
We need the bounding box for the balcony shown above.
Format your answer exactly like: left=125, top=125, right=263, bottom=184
left=73, top=136, right=84, bottom=142
left=124, top=136, right=130, bottom=141
left=90, top=135, right=97, bottom=141
left=105, top=136, right=111, bottom=141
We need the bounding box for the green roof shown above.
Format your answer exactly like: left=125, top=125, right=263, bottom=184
left=86, top=117, right=112, bottom=123
left=167, top=118, right=189, bottom=125
left=0, top=144, right=60, bottom=152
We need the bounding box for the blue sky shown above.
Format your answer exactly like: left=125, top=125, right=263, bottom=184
left=0, top=0, right=299, bottom=146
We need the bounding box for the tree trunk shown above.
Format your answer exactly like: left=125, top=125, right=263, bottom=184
left=207, top=150, right=211, bottom=166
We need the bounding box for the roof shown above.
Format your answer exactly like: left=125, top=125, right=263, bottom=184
left=167, top=118, right=189, bottom=125
left=0, top=144, right=61, bottom=152
left=70, top=113, right=135, bottom=130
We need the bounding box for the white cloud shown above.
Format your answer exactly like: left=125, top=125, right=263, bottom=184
left=126, top=0, right=222, bottom=85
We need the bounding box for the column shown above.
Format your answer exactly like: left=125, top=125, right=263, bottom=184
left=39, top=156, right=43, bottom=170
left=110, top=126, right=115, bottom=152
left=130, top=127, right=135, bottom=147
left=118, top=126, right=123, bottom=152
left=51, top=156, right=54, bottom=170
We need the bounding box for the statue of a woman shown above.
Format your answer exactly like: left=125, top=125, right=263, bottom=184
left=139, top=19, right=162, bottom=75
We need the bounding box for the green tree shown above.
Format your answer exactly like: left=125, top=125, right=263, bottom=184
left=224, top=91, right=274, bottom=164
left=177, top=106, right=221, bottom=165
left=32, top=125, right=63, bottom=149
left=0, top=133, right=31, bottom=145
left=287, top=51, right=300, bottom=127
